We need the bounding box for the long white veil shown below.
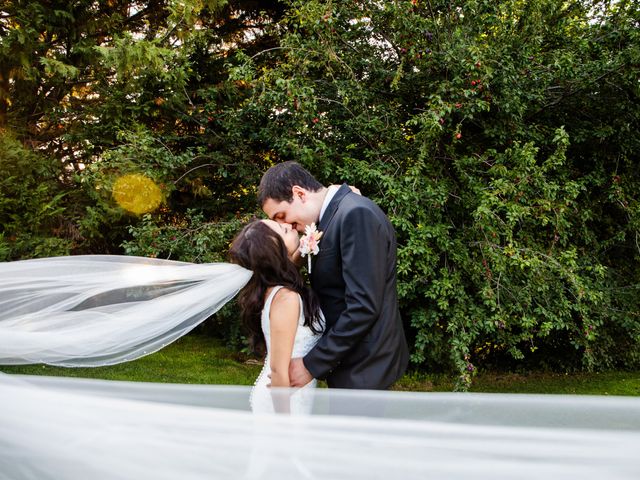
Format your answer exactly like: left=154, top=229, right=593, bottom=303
left=1, top=255, right=640, bottom=479
left=1, top=373, right=640, bottom=480
left=0, top=255, right=252, bottom=366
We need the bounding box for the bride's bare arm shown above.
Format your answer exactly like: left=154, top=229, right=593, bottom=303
left=268, top=288, right=300, bottom=412
left=269, top=288, right=298, bottom=387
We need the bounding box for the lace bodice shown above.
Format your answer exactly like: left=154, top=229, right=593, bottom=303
left=250, top=286, right=323, bottom=414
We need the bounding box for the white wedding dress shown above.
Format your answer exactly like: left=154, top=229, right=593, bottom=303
left=250, top=286, right=323, bottom=414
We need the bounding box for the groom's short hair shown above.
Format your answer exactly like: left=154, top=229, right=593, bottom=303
left=258, top=161, right=323, bottom=205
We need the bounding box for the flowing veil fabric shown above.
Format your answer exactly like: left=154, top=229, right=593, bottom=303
left=1, top=256, right=640, bottom=479
left=1, top=373, right=640, bottom=480
left=0, top=255, right=252, bottom=366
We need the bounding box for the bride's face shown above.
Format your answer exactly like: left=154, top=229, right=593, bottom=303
left=262, top=220, right=300, bottom=256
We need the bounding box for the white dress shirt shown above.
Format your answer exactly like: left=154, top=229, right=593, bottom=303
left=319, top=185, right=340, bottom=223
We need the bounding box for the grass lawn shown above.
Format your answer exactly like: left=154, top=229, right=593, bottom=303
left=396, top=370, right=640, bottom=396
left=1, top=335, right=639, bottom=396
left=0, top=335, right=263, bottom=385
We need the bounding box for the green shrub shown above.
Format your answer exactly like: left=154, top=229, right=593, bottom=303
left=224, top=0, right=640, bottom=386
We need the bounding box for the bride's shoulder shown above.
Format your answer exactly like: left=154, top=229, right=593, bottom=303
left=268, top=287, right=301, bottom=320
left=270, top=287, right=300, bottom=305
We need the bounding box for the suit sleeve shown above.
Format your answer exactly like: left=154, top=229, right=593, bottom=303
left=303, top=205, right=388, bottom=379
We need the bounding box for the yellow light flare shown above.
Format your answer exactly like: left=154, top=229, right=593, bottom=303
left=112, top=173, right=163, bottom=215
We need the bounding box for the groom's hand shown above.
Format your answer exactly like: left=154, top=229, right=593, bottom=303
left=289, top=357, right=313, bottom=387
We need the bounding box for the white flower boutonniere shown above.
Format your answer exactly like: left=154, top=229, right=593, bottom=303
left=299, top=223, right=323, bottom=273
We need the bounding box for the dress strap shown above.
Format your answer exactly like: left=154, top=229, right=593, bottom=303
left=264, top=285, right=284, bottom=309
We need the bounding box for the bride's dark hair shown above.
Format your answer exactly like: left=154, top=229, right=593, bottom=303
left=229, top=220, right=323, bottom=354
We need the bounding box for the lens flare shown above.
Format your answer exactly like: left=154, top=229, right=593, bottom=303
left=112, top=173, right=162, bottom=214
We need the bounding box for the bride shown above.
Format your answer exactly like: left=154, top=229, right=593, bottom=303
left=0, top=218, right=324, bottom=414
left=229, top=219, right=324, bottom=413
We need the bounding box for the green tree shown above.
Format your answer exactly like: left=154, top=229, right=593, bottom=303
left=0, top=133, right=72, bottom=259
left=1, top=0, right=281, bottom=254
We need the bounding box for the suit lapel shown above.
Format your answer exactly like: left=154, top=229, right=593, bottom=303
left=311, top=183, right=350, bottom=279
left=318, top=183, right=350, bottom=233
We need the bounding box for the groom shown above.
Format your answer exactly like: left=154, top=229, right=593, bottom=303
left=259, top=161, right=409, bottom=389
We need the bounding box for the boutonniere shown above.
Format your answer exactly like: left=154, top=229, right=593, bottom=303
left=299, top=223, right=323, bottom=273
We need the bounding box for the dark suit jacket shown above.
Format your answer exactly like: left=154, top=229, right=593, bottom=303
left=304, top=184, right=409, bottom=389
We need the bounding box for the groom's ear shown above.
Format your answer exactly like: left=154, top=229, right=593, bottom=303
left=291, top=185, right=306, bottom=202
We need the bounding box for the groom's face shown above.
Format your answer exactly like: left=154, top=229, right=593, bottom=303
left=262, top=188, right=317, bottom=233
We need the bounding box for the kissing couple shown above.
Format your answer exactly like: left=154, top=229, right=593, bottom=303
left=231, top=161, right=409, bottom=413
left=0, top=161, right=408, bottom=414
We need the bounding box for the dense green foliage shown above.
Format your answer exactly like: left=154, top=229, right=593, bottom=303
left=0, top=133, right=72, bottom=258
left=1, top=0, right=639, bottom=387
